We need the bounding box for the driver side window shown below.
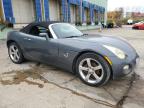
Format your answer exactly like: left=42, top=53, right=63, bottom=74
left=29, top=26, right=52, bottom=38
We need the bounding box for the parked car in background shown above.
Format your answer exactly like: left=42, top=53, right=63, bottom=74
left=107, top=22, right=114, bottom=28
left=132, top=21, right=144, bottom=30
left=127, top=19, right=133, bottom=25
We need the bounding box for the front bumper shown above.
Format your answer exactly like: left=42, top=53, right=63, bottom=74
left=132, top=26, right=138, bottom=29
left=110, top=54, right=139, bottom=79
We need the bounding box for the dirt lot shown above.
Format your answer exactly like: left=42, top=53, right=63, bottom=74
left=0, top=26, right=144, bottom=108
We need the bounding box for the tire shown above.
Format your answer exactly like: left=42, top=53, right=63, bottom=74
left=76, top=53, right=111, bottom=87
left=8, top=42, right=24, bottom=64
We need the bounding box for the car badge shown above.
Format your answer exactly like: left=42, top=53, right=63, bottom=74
left=64, top=53, right=69, bottom=58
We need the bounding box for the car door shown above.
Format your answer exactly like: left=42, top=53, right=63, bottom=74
left=142, top=23, right=144, bottom=29
left=21, top=26, right=59, bottom=64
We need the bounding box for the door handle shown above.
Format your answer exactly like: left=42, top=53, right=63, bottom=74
left=27, top=38, right=31, bottom=41
left=24, top=38, right=32, bottom=41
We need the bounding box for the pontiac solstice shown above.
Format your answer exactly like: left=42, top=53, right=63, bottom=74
left=7, top=22, right=139, bottom=86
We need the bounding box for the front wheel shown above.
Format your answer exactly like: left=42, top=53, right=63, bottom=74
left=76, top=53, right=111, bottom=87
left=8, top=42, right=24, bottom=64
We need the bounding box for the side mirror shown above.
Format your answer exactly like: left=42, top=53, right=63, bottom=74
left=39, top=33, right=49, bottom=40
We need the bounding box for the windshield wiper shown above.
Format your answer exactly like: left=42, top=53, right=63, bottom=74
left=81, top=33, right=88, bottom=36
left=65, top=34, right=88, bottom=38
left=65, top=36, right=80, bottom=38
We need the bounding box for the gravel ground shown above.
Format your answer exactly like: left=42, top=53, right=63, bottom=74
left=84, top=26, right=144, bottom=108
left=0, top=40, right=33, bottom=73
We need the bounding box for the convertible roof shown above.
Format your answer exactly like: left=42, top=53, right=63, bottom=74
left=28, top=21, right=61, bottom=28
left=20, top=21, right=61, bottom=33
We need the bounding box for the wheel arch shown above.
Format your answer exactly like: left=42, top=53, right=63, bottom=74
left=72, top=50, right=113, bottom=78
left=7, top=40, right=17, bottom=47
left=7, top=40, right=25, bottom=58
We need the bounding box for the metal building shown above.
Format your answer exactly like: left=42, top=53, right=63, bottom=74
left=0, top=0, right=4, bottom=23
left=12, top=0, right=35, bottom=24
left=0, top=0, right=107, bottom=27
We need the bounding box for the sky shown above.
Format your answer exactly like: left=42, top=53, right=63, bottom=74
left=108, top=0, right=144, bottom=12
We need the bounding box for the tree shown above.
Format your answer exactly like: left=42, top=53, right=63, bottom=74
left=107, top=8, right=124, bottom=26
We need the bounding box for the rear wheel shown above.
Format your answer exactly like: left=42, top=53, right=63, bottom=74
left=8, top=42, right=24, bottom=64
left=76, top=53, right=111, bottom=86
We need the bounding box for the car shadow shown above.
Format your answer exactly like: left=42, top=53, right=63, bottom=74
left=38, top=63, right=134, bottom=105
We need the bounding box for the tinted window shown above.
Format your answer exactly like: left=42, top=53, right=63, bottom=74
left=29, top=26, right=40, bottom=36
left=29, top=26, right=52, bottom=38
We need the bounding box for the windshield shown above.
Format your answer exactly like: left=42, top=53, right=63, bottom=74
left=51, top=23, right=83, bottom=38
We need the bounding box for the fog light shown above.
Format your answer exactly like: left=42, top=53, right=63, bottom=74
left=123, top=65, right=131, bottom=74
left=136, top=58, right=140, bottom=64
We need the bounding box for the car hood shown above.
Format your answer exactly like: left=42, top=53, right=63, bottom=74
left=57, top=34, right=136, bottom=56
left=133, top=23, right=143, bottom=26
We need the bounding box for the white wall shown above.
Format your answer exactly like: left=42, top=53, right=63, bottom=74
left=70, top=5, right=76, bottom=23
left=12, top=0, right=35, bottom=23
left=49, top=0, right=60, bottom=21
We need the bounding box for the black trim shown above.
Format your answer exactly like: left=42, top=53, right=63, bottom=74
left=20, top=21, right=61, bottom=33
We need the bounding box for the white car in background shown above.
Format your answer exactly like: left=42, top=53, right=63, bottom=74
left=127, top=19, right=133, bottom=25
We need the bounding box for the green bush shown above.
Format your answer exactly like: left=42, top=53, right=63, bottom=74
left=115, top=20, right=122, bottom=27
left=95, top=21, right=98, bottom=25
left=122, top=18, right=129, bottom=25
left=87, top=21, right=91, bottom=25
left=107, top=19, right=114, bottom=28
left=133, top=19, right=144, bottom=24
left=75, top=21, right=82, bottom=26
left=107, top=19, right=113, bottom=24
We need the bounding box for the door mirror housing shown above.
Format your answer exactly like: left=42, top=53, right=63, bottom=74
left=39, top=33, right=49, bottom=40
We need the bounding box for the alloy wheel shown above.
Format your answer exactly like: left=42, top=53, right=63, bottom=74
left=79, top=58, right=104, bottom=84
left=9, top=45, right=20, bottom=62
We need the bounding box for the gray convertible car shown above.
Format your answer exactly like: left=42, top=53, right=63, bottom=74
left=7, top=21, right=139, bottom=86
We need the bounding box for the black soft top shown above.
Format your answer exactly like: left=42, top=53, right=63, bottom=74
left=20, top=21, right=60, bottom=33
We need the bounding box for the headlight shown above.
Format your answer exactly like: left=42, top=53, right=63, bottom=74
left=103, top=45, right=126, bottom=59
